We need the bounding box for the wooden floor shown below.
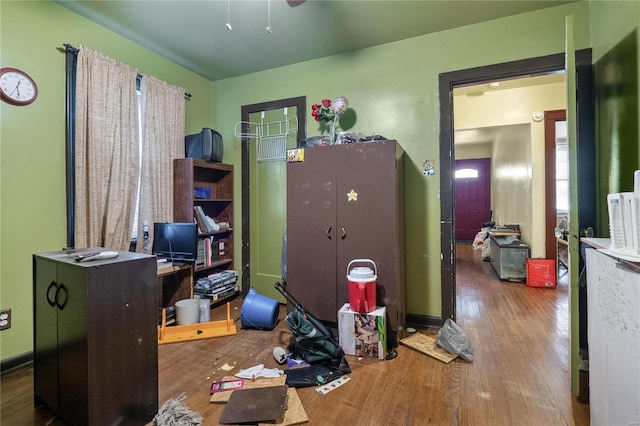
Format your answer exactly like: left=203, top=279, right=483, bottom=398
left=2, top=243, right=590, bottom=425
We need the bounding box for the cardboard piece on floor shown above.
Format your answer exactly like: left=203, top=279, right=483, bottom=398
left=400, top=332, right=458, bottom=363
left=219, top=385, right=288, bottom=425
left=259, top=387, right=308, bottom=426
left=210, top=375, right=286, bottom=403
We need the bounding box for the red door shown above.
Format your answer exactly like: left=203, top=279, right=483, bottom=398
left=455, top=158, right=491, bottom=241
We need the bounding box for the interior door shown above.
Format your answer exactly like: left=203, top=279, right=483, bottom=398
left=240, top=96, right=306, bottom=300
left=455, top=158, right=491, bottom=240
left=565, top=14, right=581, bottom=396
left=249, top=108, right=298, bottom=301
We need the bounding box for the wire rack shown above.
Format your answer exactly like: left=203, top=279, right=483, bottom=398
left=235, top=114, right=298, bottom=162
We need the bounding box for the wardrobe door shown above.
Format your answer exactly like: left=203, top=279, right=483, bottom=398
left=335, top=141, right=401, bottom=333
left=287, top=146, right=338, bottom=323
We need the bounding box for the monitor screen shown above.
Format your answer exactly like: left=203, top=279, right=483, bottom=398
left=152, top=222, right=198, bottom=264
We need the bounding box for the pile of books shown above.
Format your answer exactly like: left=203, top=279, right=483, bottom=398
left=194, top=270, right=238, bottom=302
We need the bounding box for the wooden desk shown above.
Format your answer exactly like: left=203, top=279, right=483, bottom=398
left=157, top=263, right=193, bottom=308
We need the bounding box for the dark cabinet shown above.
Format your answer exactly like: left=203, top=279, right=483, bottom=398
left=33, top=249, right=158, bottom=425
left=286, top=140, right=404, bottom=345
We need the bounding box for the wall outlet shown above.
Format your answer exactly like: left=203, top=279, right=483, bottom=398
left=0, top=309, right=11, bottom=330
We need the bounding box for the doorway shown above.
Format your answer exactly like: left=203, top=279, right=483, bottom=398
left=240, top=97, right=306, bottom=298
left=439, top=50, right=594, bottom=322
left=544, top=110, right=568, bottom=266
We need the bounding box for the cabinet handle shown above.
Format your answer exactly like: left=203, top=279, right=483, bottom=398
left=341, top=227, right=346, bottom=240
left=326, top=226, right=332, bottom=239
left=55, top=283, right=68, bottom=311
left=46, top=281, right=57, bottom=307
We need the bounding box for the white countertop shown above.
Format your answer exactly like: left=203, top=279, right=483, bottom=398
left=583, top=237, right=640, bottom=263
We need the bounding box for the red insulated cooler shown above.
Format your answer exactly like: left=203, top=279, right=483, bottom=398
left=525, top=258, right=557, bottom=288
left=347, top=259, right=377, bottom=313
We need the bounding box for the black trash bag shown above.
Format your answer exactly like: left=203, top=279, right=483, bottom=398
left=436, top=318, right=474, bottom=362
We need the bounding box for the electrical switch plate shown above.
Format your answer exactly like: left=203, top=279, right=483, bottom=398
left=0, top=309, right=11, bottom=330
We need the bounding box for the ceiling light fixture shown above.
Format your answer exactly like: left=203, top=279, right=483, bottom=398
left=488, top=82, right=500, bottom=89
left=226, top=0, right=232, bottom=31
left=266, top=0, right=272, bottom=33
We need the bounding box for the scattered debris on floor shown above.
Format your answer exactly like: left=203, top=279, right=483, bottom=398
left=235, top=364, right=283, bottom=379
left=400, top=332, right=458, bottom=363
left=436, top=319, right=474, bottom=362
left=211, top=375, right=309, bottom=425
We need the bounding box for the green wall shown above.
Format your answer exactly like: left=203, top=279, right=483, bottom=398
left=212, top=2, right=590, bottom=320
left=590, top=1, right=640, bottom=237
left=0, top=1, right=214, bottom=360
left=9, top=0, right=632, bottom=363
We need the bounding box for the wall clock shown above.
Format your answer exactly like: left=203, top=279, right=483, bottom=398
left=0, top=67, right=38, bottom=106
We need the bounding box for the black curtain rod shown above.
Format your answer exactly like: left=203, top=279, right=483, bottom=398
left=62, top=43, right=192, bottom=99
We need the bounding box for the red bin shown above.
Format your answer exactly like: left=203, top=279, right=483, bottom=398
left=347, top=259, right=377, bottom=313
left=525, top=258, right=557, bottom=288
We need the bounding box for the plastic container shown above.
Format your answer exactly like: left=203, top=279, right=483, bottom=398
left=240, top=288, right=279, bottom=330
left=525, top=258, right=557, bottom=288
left=175, top=299, right=200, bottom=325
left=347, top=259, right=377, bottom=314
left=199, top=298, right=211, bottom=322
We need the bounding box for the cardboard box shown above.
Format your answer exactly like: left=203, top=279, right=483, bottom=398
left=338, top=303, right=387, bottom=359
left=525, top=258, right=557, bottom=288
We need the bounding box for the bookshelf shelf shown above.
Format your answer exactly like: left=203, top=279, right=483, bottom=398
left=174, top=158, right=237, bottom=303
left=195, top=259, right=233, bottom=273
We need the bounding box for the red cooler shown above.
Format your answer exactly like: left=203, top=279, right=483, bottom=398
left=347, top=259, right=377, bottom=313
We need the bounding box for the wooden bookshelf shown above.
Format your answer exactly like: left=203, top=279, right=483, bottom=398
left=173, top=158, right=237, bottom=304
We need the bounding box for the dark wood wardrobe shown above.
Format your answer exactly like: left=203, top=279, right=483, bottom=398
left=286, top=140, right=404, bottom=347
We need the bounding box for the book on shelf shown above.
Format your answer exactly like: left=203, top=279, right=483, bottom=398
left=194, top=205, right=214, bottom=233
left=197, top=237, right=223, bottom=269
left=196, top=239, right=206, bottom=268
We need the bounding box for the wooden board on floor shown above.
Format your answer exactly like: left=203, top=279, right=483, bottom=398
left=400, top=332, right=458, bottom=363
left=219, top=385, right=288, bottom=424
left=259, top=387, right=308, bottom=426
left=211, top=376, right=307, bottom=425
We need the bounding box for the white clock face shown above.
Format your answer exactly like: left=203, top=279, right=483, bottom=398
left=0, top=70, right=37, bottom=104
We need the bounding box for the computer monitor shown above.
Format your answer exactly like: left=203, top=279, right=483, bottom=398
left=152, top=222, right=198, bottom=265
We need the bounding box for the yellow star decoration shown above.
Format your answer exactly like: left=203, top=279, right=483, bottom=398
left=347, top=189, right=358, bottom=202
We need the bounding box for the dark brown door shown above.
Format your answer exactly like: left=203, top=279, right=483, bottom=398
left=335, top=141, right=399, bottom=325
left=287, top=146, right=338, bottom=321
left=455, top=158, right=491, bottom=240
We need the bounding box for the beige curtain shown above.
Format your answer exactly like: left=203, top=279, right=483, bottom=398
left=74, top=46, right=139, bottom=250
left=136, top=74, right=186, bottom=252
